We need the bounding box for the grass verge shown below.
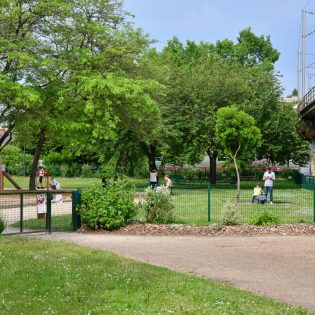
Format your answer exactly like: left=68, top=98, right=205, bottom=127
left=0, top=237, right=312, bottom=315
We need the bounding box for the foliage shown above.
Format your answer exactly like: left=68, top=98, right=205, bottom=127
left=0, top=216, right=5, bottom=234
left=258, top=102, right=309, bottom=166
left=277, top=167, right=292, bottom=179
left=253, top=211, right=280, bottom=226
left=216, top=106, right=262, bottom=200
left=220, top=201, right=241, bottom=226
left=141, top=186, right=175, bottom=223
left=0, top=0, right=160, bottom=188
left=0, top=145, right=33, bottom=175
left=153, top=29, right=282, bottom=185
left=77, top=182, right=135, bottom=230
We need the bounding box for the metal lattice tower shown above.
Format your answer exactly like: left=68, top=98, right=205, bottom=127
left=298, top=8, right=315, bottom=98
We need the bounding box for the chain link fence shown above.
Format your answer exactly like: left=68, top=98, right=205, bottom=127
left=135, top=178, right=315, bottom=225
left=0, top=190, right=81, bottom=235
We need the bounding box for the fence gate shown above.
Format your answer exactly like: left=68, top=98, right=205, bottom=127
left=0, top=190, right=81, bottom=235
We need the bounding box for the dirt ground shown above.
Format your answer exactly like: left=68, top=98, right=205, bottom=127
left=29, top=232, right=315, bottom=311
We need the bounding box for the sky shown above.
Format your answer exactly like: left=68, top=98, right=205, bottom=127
left=123, top=0, right=315, bottom=97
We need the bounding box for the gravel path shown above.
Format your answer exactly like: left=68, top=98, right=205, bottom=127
left=30, top=232, right=315, bottom=311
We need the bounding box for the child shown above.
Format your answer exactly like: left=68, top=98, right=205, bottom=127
left=252, top=183, right=266, bottom=204
left=164, top=174, right=173, bottom=194
left=37, top=165, right=45, bottom=189
left=50, top=177, right=60, bottom=190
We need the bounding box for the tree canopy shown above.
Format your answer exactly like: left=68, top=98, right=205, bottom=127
left=0, top=0, right=161, bottom=187
left=0, top=3, right=308, bottom=183
left=216, top=106, right=262, bottom=199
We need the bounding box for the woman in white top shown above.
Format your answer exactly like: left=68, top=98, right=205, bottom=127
left=149, top=169, right=158, bottom=188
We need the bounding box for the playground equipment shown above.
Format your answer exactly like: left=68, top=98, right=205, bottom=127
left=0, top=163, right=50, bottom=219
left=0, top=164, right=21, bottom=191
left=35, top=169, right=50, bottom=190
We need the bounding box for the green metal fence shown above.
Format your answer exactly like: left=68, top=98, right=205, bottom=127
left=209, top=183, right=315, bottom=224
left=135, top=180, right=315, bottom=225
left=0, top=190, right=81, bottom=235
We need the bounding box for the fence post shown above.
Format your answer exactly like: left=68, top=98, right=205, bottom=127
left=208, top=183, right=211, bottom=223
left=72, top=190, right=81, bottom=231
left=20, top=194, right=23, bottom=233
left=46, top=192, right=52, bottom=234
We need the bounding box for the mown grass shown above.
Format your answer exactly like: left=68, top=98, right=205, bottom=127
left=7, top=176, right=149, bottom=190
left=10, top=214, right=72, bottom=232
left=6, top=176, right=101, bottom=189
left=0, top=237, right=312, bottom=315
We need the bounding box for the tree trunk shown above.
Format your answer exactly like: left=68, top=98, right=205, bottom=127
left=118, top=148, right=129, bottom=174
left=232, top=156, right=240, bottom=202
left=141, top=143, right=157, bottom=171
left=207, top=152, right=217, bottom=185
left=29, top=128, right=46, bottom=190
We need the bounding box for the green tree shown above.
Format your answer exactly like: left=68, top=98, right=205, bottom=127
left=260, top=102, right=309, bottom=166
left=215, top=106, right=262, bottom=200
left=0, top=0, right=160, bottom=188
left=155, top=32, right=279, bottom=183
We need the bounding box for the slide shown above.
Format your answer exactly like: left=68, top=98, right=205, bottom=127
left=2, top=172, right=22, bottom=190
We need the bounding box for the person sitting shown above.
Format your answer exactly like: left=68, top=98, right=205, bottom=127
left=50, top=177, right=60, bottom=190
left=164, top=174, right=173, bottom=194
left=252, top=183, right=266, bottom=204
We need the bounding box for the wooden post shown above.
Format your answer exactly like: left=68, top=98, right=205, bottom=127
left=0, top=164, right=5, bottom=191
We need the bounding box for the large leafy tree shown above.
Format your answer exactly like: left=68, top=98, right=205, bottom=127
left=215, top=106, right=262, bottom=200
left=261, top=102, right=309, bottom=166
left=153, top=30, right=280, bottom=183
left=0, top=0, right=160, bottom=188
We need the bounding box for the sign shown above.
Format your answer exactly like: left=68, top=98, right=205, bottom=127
left=37, top=194, right=46, bottom=214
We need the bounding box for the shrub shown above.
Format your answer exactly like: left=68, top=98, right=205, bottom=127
left=0, top=217, right=5, bottom=234
left=220, top=201, right=241, bottom=226
left=277, top=167, right=292, bottom=179
left=77, top=182, right=135, bottom=230
left=141, top=186, right=174, bottom=224
left=1, top=145, right=33, bottom=175
left=81, top=164, right=94, bottom=178
left=182, top=168, right=195, bottom=181
left=253, top=210, right=280, bottom=226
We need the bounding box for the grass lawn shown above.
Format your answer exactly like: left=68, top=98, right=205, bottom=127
left=7, top=176, right=149, bottom=190
left=10, top=214, right=72, bottom=232
left=0, top=237, right=311, bottom=315
left=6, top=176, right=102, bottom=190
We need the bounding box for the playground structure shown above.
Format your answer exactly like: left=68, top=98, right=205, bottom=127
left=0, top=164, right=50, bottom=191
left=0, top=164, right=63, bottom=219
left=0, top=164, right=21, bottom=191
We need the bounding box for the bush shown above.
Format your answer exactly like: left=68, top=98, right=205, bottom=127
left=0, top=217, right=5, bottom=234
left=181, top=168, right=195, bottom=181
left=141, top=186, right=174, bottom=224
left=253, top=210, right=280, bottom=226
left=1, top=145, right=33, bottom=175
left=77, top=182, right=135, bottom=230
left=81, top=164, right=94, bottom=178
left=277, top=167, right=292, bottom=179
left=220, top=201, right=241, bottom=226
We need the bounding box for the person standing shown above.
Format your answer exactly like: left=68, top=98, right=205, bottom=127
left=263, top=167, right=276, bottom=204
left=149, top=168, right=158, bottom=188
left=38, top=165, right=45, bottom=189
